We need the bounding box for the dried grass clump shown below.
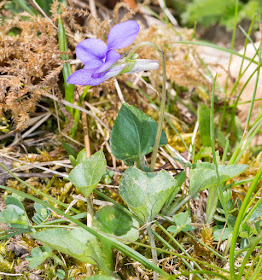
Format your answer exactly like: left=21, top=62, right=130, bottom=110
left=134, top=24, right=211, bottom=90
left=0, top=0, right=210, bottom=133
left=0, top=13, right=62, bottom=130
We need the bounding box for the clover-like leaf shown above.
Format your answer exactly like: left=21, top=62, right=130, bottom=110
left=30, top=228, right=103, bottom=265
left=173, top=212, right=191, bottom=226
left=69, top=150, right=107, bottom=197
left=32, top=202, right=50, bottom=225
left=189, top=163, right=248, bottom=194
left=0, top=196, right=29, bottom=228
left=110, top=103, right=167, bottom=166
left=119, top=167, right=176, bottom=222
left=26, top=246, right=53, bottom=269
left=167, top=212, right=194, bottom=235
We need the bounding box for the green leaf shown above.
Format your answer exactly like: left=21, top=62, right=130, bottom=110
left=83, top=276, right=118, bottom=280
left=56, top=269, right=66, bottom=280
left=76, top=148, right=88, bottom=165
left=119, top=167, right=176, bottom=222
left=95, top=206, right=132, bottom=236
left=162, top=171, right=186, bottom=215
left=30, top=228, right=102, bottom=265
left=167, top=224, right=194, bottom=235
left=248, top=199, right=262, bottom=222
left=173, top=212, right=191, bottom=226
left=69, top=155, right=77, bottom=167
left=26, top=246, right=53, bottom=269
left=32, top=202, right=50, bottom=224
left=5, top=196, right=25, bottom=211
left=167, top=212, right=194, bottom=235
left=34, top=0, right=54, bottom=15
left=110, top=103, right=167, bottom=166
left=69, top=150, right=107, bottom=197
left=94, top=205, right=139, bottom=271
left=189, top=163, right=249, bottom=194
left=58, top=16, right=75, bottom=113
left=94, top=205, right=139, bottom=240
left=215, top=127, right=230, bottom=150
left=167, top=226, right=179, bottom=235
left=62, top=141, right=77, bottom=157
left=198, top=103, right=211, bottom=147
left=0, top=196, right=29, bottom=228
left=213, top=226, right=231, bottom=241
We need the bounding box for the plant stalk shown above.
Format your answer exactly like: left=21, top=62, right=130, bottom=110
left=147, top=225, right=158, bottom=280
left=150, top=48, right=166, bottom=171
left=229, top=165, right=262, bottom=279
left=125, top=41, right=167, bottom=171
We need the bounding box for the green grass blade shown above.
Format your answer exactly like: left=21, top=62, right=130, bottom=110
left=248, top=247, right=262, bottom=280
left=0, top=162, right=80, bottom=214
left=130, top=84, right=189, bottom=151
left=172, top=41, right=259, bottom=65
left=245, top=246, right=262, bottom=279
left=70, top=85, right=91, bottom=137
left=58, top=16, right=75, bottom=114
left=245, top=43, right=261, bottom=129
left=156, top=222, right=207, bottom=280
left=0, top=184, right=168, bottom=277
left=210, top=74, right=228, bottom=221
left=167, top=270, right=229, bottom=279
left=129, top=236, right=230, bottom=274
left=237, top=232, right=262, bottom=279
left=229, top=166, right=262, bottom=279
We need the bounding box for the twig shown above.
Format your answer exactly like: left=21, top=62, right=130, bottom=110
left=157, top=0, right=179, bottom=27
left=22, top=112, right=52, bottom=139
left=81, top=110, right=91, bottom=158
left=89, top=0, right=97, bottom=18
left=30, top=0, right=57, bottom=29
left=187, top=120, right=199, bottom=162
left=114, top=78, right=125, bottom=104
left=0, top=152, right=68, bottom=178
left=0, top=272, right=26, bottom=279
left=43, top=92, right=111, bottom=131
left=166, top=144, right=190, bottom=164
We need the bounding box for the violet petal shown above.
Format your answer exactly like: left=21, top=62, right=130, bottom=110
left=94, top=50, right=121, bottom=74
left=107, top=21, right=139, bottom=50
left=75, top=39, right=107, bottom=64
left=67, top=64, right=125, bottom=86
left=83, top=60, right=103, bottom=71
left=103, top=64, right=126, bottom=79
left=127, top=59, right=160, bottom=73
left=67, top=69, right=108, bottom=86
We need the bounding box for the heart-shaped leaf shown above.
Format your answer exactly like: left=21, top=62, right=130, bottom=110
left=69, top=150, right=107, bottom=197
left=119, top=167, right=176, bottom=222
left=189, top=163, right=248, bottom=194
left=110, top=103, right=167, bottom=166
left=30, top=228, right=102, bottom=265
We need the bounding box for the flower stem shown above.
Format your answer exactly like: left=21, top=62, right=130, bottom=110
left=150, top=48, right=166, bottom=171
left=147, top=225, right=158, bottom=280
left=127, top=41, right=167, bottom=171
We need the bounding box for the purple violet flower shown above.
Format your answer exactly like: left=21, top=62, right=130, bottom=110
left=67, top=20, right=140, bottom=86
